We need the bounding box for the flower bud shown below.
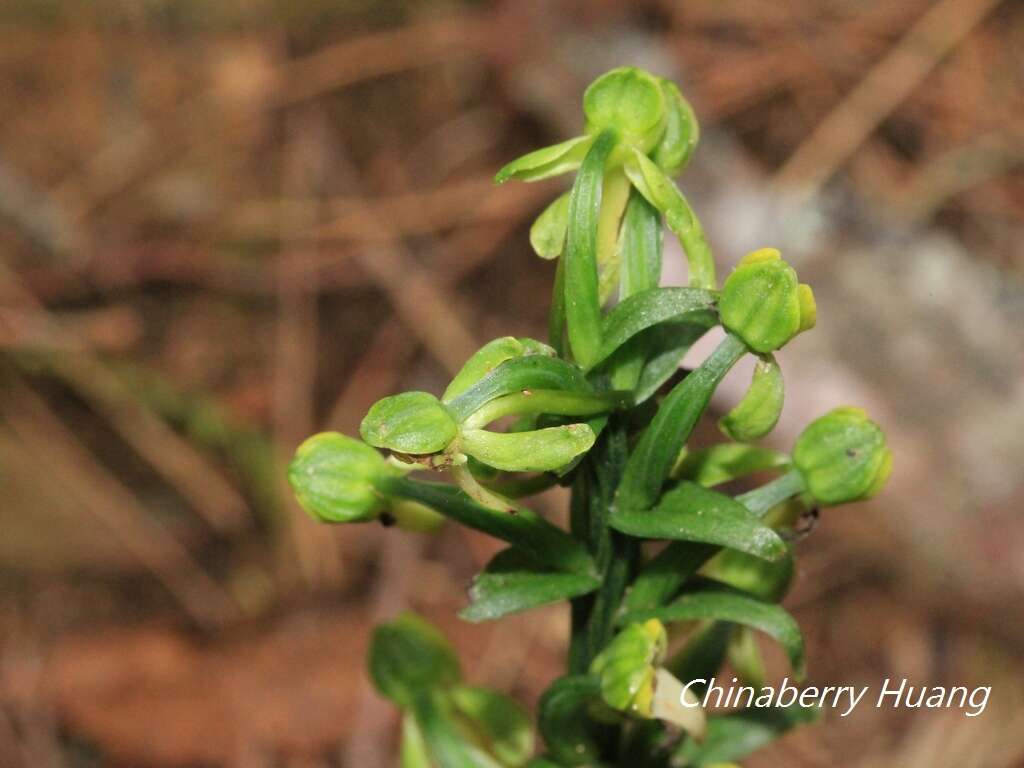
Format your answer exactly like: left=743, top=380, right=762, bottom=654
left=360, top=391, right=459, bottom=456
left=719, top=248, right=816, bottom=353
left=583, top=67, right=667, bottom=153
left=287, top=432, right=397, bottom=523
left=590, top=619, right=667, bottom=717
left=793, top=407, right=892, bottom=505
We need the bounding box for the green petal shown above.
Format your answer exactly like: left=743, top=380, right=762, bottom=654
left=719, top=355, right=785, bottom=441
left=443, top=337, right=554, bottom=403
left=494, top=135, right=593, bottom=184
left=651, top=79, right=699, bottom=176
left=461, top=424, right=595, bottom=473
left=530, top=192, right=571, bottom=260
left=361, top=391, right=458, bottom=455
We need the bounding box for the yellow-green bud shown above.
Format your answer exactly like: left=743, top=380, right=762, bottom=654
left=583, top=67, right=667, bottom=153
left=287, top=432, right=398, bottom=523
left=719, top=248, right=816, bottom=353
left=590, top=619, right=666, bottom=717
left=793, top=407, right=892, bottom=506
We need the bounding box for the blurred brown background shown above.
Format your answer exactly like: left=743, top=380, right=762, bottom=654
left=1, top=0, right=1022, bottom=766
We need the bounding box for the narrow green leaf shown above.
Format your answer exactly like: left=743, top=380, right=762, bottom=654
left=549, top=255, right=567, bottom=355
left=379, top=477, right=595, bottom=575
left=538, top=676, right=605, bottom=766
left=449, top=685, right=534, bottom=767
left=610, top=481, right=786, bottom=561
left=461, top=550, right=600, bottom=622
left=530, top=192, right=571, bottom=259
left=495, top=135, right=593, bottom=184
left=633, top=320, right=713, bottom=404
left=361, top=391, right=458, bottom=455
left=622, top=471, right=806, bottom=616
left=619, top=589, right=805, bottom=678
left=461, top=424, right=595, bottom=473
left=369, top=613, right=461, bottom=709
left=619, top=190, right=663, bottom=299
left=673, top=443, right=791, bottom=488
left=620, top=542, right=716, bottom=617
left=719, top=355, right=784, bottom=441
left=624, top=148, right=715, bottom=289
left=593, top=287, right=717, bottom=369
left=673, top=704, right=819, bottom=767
left=446, top=356, right=590, bottom=423
left=617, top=333, right=747, bottom=512
left=443, top=337, right=554, bottom=403
left=564, top=129, right=618, bottom=367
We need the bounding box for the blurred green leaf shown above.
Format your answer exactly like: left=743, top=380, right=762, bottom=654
left=538, top=676, right=606, bottom=766
left=461, top=549, right=601, bottom=622
left=361, top=391, right=458, bottom=455
left=412, top=691, right=504, bottom=768
left=701, top=546, right=795, bottom=603
left=370, top=613, right=461, bottom=709
left=674, top=704, right=819, bottom=766
left=401, top=714, right=434, bottom=768
left=450, top=685, right=534, bottom=766
left=610, top=481, right=786, bottom=561
left=620, top=589, right=805, bottom=678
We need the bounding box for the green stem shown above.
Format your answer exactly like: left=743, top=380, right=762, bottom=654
left=377, top=476, right=594, bottom=575
left=736, top=469, right=806, bottom=517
